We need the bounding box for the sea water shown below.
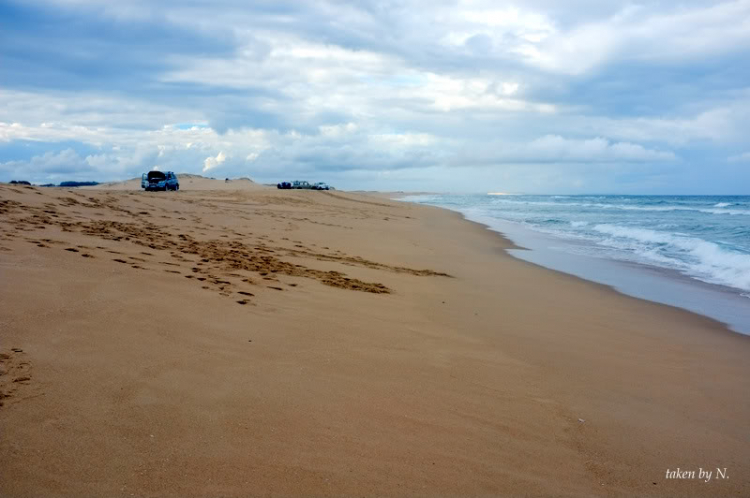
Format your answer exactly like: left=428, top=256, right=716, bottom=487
left=402, top=194, right=750, bottom=335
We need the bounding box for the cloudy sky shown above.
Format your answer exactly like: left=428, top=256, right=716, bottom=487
left=1, top=0, right=749, bottom=193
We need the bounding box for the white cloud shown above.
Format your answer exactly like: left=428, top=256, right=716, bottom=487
left=319, top=122, right=358, bottom=138
left=728, top=152, right=750, bottom=163
left=469, top=135, right=676, bottom=164
left=0, top=149, right=90, bottom=181
left=466, top=1, right=750, bottom=75
left=369, top=133, right=437, bottom=147
left=527, top=135, right=675, bottom=162
left=542, top=97, right=750, bottom=147
left=202, top=151, right=227, bottom=172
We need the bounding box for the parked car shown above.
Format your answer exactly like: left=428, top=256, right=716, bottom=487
left=292, top=180, right=312, bottom=189
left=143, top=171, right=179, bottom=191
left=312, top=182, right=330, bottom=190
left=277, top=181, right=292, bottom=189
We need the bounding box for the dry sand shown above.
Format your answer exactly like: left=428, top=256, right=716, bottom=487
left=1, top=178, right=748, bottom=497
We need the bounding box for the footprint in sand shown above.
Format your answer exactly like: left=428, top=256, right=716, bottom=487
left=0, top=349, right=33, bottom=408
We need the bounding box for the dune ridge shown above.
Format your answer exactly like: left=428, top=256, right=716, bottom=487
left=91, top=173, right=269, bottom=191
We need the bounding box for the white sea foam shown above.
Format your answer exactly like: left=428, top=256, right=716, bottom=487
left=698, top=208, right=750, bottom=216
left=490, top=199, right=750, bottom=215
left=399, top=194, right=440, bottom=203
left=410, top=194, right=750, bottom=294
left=592, top=224, right=750, bottom=292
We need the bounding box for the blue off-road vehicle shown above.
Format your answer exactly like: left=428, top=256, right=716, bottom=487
left=142, top=171, right=179, bottom=191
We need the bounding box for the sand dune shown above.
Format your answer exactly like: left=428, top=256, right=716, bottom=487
left=1, top=182, right=748, bottom=496
left=92, top=173, right=270, bottom=191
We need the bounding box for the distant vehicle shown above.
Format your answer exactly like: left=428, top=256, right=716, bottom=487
left=143, top=171, right=179, bottom=191
left=10, top=180, right=31, bottom=185
left=277, top=180, right=330, bottom=190
left=292, top=180, right=312, bottom=189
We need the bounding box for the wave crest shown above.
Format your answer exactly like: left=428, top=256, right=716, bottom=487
left=593, top=224, right=750, bottom=292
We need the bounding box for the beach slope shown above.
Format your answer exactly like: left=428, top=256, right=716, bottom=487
left=1, top=183, right=748, bottom=496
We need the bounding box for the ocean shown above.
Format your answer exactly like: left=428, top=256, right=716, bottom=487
left=402, top=194, right=750, bottom=335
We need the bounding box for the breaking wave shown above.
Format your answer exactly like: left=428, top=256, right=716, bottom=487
left=490, top=199, right=750, bottom=216
left=592, top=224, right=750, bottom=292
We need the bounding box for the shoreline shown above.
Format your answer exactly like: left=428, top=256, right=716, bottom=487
left=392, top=194, right=750, bottom=337
left=2, top=183, right=749, bottom=496
left=406, top=199, right=747, bottom=347
left=436, top=204, right=740, bottom=336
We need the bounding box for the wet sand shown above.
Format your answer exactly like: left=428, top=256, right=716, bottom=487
left=1, top=178, right=748, bottom=496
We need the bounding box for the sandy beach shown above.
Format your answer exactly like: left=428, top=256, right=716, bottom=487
left=1, top=178, right=748, bottom=497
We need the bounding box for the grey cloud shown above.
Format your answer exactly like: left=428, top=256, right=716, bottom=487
left=2, top=0, right=749, bottom=192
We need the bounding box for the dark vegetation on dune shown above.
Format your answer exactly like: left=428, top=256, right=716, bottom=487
left=6, top=180, right=100, bottom=187
left=58, top=181, right=100, bottom=187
